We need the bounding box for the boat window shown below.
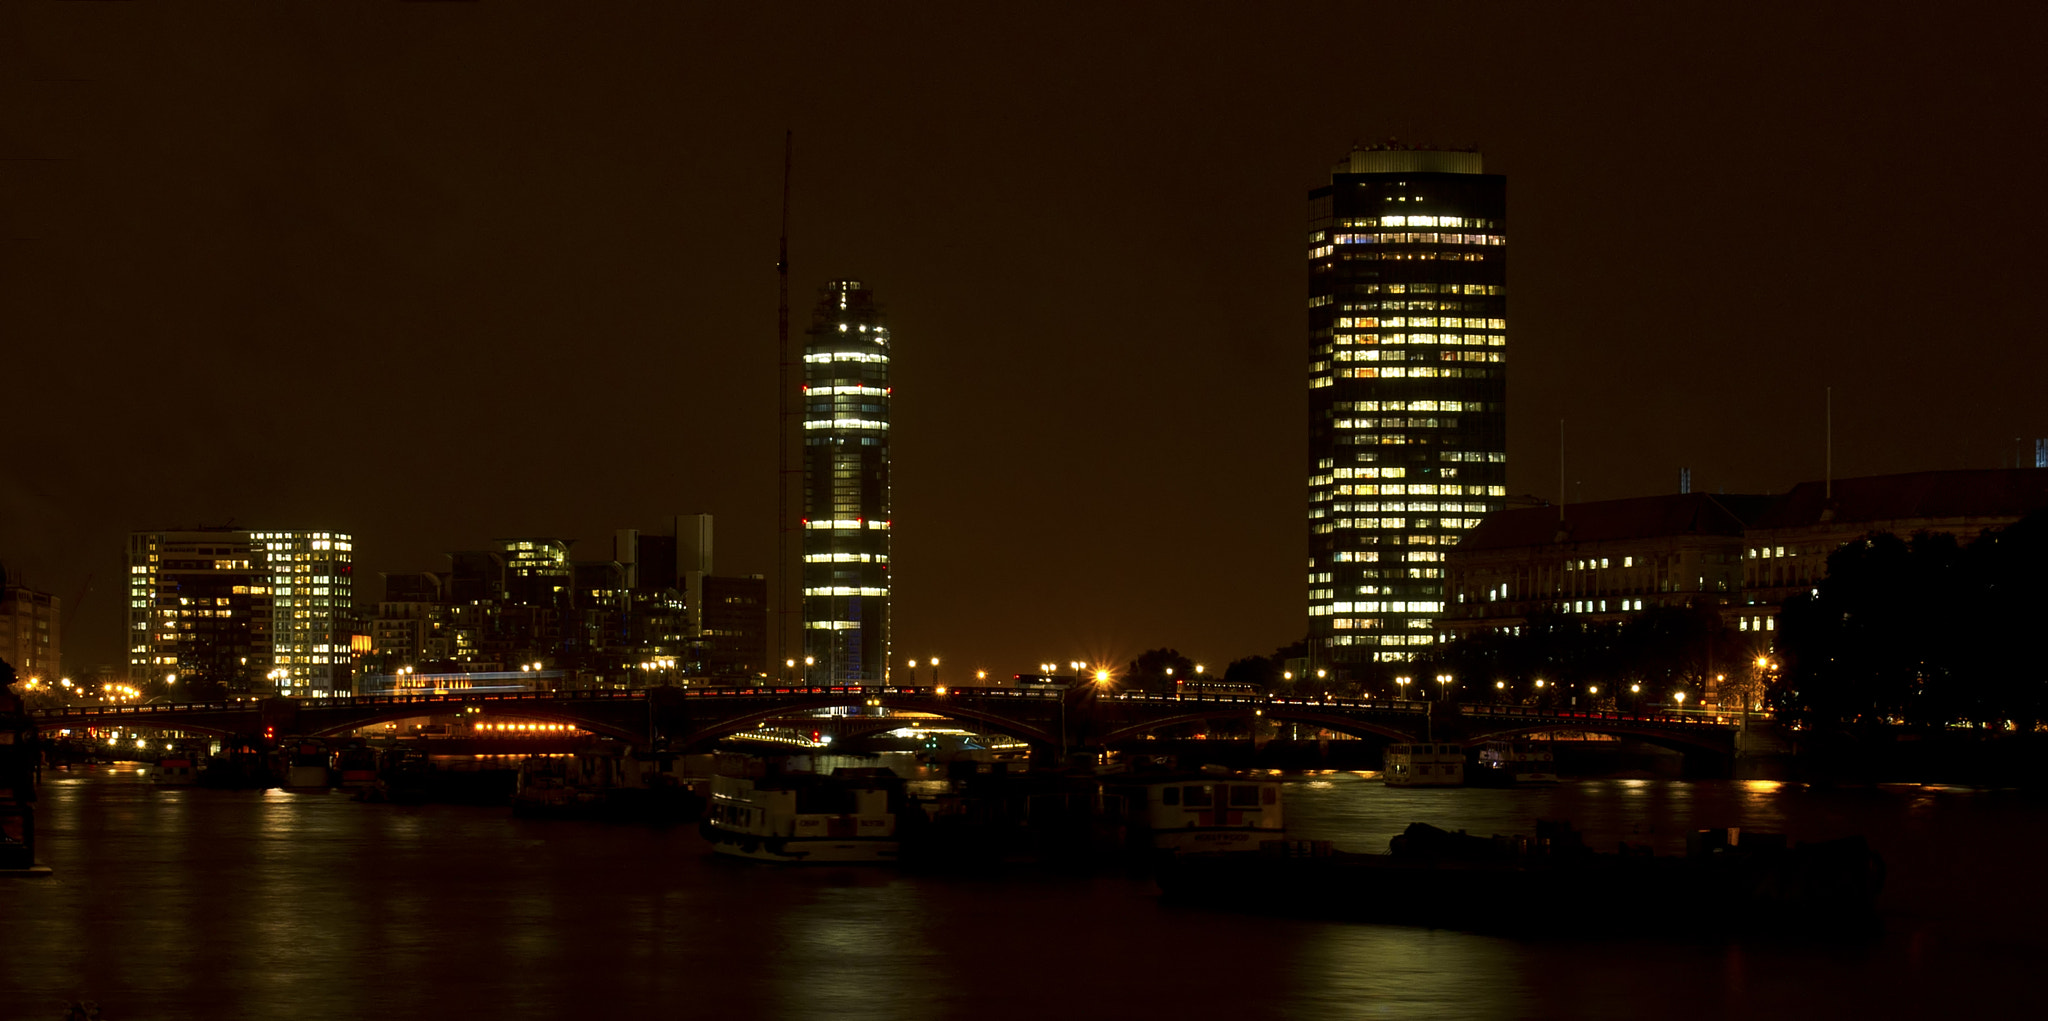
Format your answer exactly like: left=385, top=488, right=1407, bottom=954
left=1229, top=785, right=1262, bottom=807
left=1161, top=786, right=1180, bottom=806
left=1182, top=785, right=1213, bottom=807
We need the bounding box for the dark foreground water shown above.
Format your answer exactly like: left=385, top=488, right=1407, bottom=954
left=4, top=765, right=2044, bottom=1020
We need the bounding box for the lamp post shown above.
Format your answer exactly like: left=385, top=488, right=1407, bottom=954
left=1395, top=676, right=1411, bottom=701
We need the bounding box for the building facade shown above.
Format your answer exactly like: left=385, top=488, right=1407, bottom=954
left=1308, top=144, right=1509, bottom=673
left=0, top=582, right=60, bottom=683
left=801, top=280, right=892, bottom=682
left=1443, top=469, right=2048, bottom=643
left=128, top=529, right=354, bottom=697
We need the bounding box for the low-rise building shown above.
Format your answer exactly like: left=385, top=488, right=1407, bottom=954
left=1443, top=468, right=2048, bottom=644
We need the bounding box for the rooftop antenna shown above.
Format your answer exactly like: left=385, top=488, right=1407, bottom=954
left=1825, top=386, right=1832, bottom=501
left=776, top=131, right=794, bottom=676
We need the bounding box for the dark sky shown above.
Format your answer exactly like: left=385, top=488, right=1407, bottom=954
left=5, top=2, right=2045, bottom=679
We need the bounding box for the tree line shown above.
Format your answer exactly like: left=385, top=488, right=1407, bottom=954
left=1778, top=509, right=2048, bottom=731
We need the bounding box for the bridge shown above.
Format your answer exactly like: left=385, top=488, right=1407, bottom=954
left=27, top=684, right=1749, bottom=767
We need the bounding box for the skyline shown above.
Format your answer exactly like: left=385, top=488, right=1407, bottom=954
left=4, top=4, right=2046, bottom=678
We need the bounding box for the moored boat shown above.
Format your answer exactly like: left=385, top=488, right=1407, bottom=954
left=278, top=739, right=333, bottom=791
left=1470, top=740, right=1559, bottom=786
left=1100, top=771, right=1284, bottom=856
left=1383, top=743, right=1465, bottom=787
left=151, top=754, right=200, bottom=786
left=701, top=767, right=910, bottom=863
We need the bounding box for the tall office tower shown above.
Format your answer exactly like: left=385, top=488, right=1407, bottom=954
left=128, top=528, right=355, bottom=696
left=800, top=280, right=892, bottom=682
left=1307, top=144, right=1509, bottom=673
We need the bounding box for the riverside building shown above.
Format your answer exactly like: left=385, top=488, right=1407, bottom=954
left=127, top=528, right=354, bottom=697
left=1308, top=143, right=1509, bottom=673
left=801, top=281, right=892, bottom=682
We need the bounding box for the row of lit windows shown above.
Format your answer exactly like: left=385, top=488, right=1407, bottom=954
left=1327, top=365, right=1502, bottom=381
left=1334, top=335, right=1507, bottom=350
left=1331, top=232, right=1504, bottom=247
left=806, top=385, right=890, bottom=397
left=1335, top=251, right=1493, bottom=263
left=805, top=351, right=889, bottom=364
left=1361, top=283, right=1501, bottom=296
left=1739, top=616, right=1778, bottom=632
left=1313, top=600, right=1446, bottom=615
left=1330, top=484, right=1504, bottom=499
left=803, top=553, right=889, bottom=563
left=804, top=418, right=890, bottom=431
left=1327, top=516, right=1488, bottom=530
left=1342, top=215, right=1499, bottom=229
left=804, top=587, right=890, bottom=598
left=804, top=519, right=891, bottom=530
left=1337, top=313, right=1506, bottom=329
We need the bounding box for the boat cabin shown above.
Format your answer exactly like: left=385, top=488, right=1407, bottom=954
left=1102, top=773, right=1284, bottom=855
left=1383, top=743, right=1465, bottom=787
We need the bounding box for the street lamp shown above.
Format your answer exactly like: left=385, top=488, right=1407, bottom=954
left=1395, top=676, right=1411, bottom=700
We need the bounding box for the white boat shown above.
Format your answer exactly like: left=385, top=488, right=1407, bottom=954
left=1383, top=743, right=1465, bottom=787
left=151, top=755, right=199, bottom=786
left=700, top=767, right=904, bottom=863
left=1101, top=772, right=1284, bottom=855
left=1473, top=740, right=1560, bottom=786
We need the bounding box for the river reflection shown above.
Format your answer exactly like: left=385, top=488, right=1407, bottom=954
left=2, top=765, right=2040, bottom=1019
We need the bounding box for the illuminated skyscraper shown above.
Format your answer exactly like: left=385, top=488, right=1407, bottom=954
left=128, top=528, right=355, bottom=696
left=801, top=281, right=891, bottom=681
left=1307, top=144, right=1508, bottom=672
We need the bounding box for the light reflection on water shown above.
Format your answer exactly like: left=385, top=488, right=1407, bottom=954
left=1, top=767, right=2041, bottom=1018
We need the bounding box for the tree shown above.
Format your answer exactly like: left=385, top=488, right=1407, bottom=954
left=1223, top=655, right=1278, bottom=690
left=1123, top=648, right=1194, bottom=694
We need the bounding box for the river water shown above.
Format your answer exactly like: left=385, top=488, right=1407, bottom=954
left=2, top=762, right=2041, bottom=1020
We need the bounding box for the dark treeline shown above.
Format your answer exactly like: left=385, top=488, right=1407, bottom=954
left=1779, top=509, right=2048, bottom=730
left=1413, top=604, right=1753, bottom=710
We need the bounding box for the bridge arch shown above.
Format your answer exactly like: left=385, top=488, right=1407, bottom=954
left=677, top=695, right=1058, bottom=749
left=1098, top=707, right=1424, bottom=745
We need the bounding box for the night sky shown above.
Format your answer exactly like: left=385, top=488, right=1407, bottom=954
left=5, top=3, right=2045, bottom=679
